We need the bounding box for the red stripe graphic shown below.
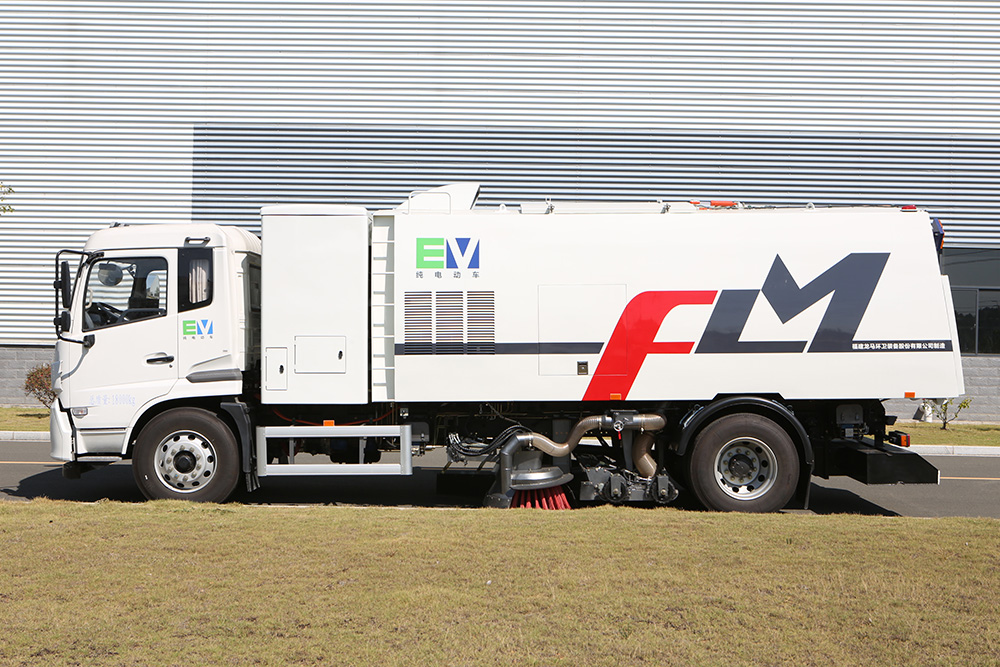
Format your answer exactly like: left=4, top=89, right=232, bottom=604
left=583, top=290, right=717, bottom=401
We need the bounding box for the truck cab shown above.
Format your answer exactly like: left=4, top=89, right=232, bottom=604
left=51, top=224, right=261, bottom=473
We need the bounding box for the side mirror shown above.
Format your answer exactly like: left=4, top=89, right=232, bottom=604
left=59, top=261, right=72, bottom=308
left=53, top=251, right=96, bottom=349
left=96, top=262, right=123, bottom=287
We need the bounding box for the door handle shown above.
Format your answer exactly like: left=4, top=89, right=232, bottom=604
left=146, top=354, right=174, bottom=365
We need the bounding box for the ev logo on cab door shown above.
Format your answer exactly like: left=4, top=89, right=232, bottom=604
left=182, top=319, right=214, bottom=338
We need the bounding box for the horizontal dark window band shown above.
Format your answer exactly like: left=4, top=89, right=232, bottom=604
left=395, top=342, right=604, bottom=355
left=395, top=340, right=953, bottom=355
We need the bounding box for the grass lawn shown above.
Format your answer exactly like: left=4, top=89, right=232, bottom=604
left=898, top=421, right=1000, bottom=447
left=0, top=406, right=48, bottom=431
left=0, top=500, right=997, bottom=666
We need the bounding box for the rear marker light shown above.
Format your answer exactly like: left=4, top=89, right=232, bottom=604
left=888, top=431, right=911, bottom=447
left=904, top=391, right=916, bottom=399
left=901, top=204, right=918, bottom=211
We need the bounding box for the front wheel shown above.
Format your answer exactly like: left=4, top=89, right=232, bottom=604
left=687, top=413, right=799, bottom=512
left=132, top=408, right=240, bottom=502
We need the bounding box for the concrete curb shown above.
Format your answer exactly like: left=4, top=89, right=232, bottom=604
left=910, top=445, right=1000, bottom=457
left=0, top=431, right=49, bottom=441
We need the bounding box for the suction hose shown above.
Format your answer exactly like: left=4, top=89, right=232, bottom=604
left=511, top=415, right=606, bottom=457
left=505, top=413, right=666, bottom=475
left=632, top=432, right=658, bottom=478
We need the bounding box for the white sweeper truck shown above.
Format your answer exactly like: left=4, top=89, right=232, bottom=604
left=49, top=184, right=964, bottom=511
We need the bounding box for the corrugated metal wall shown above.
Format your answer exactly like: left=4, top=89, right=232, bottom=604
left=193, top=126, right=1000, bottom=240
left=3, top=1, right=1000, bottom=344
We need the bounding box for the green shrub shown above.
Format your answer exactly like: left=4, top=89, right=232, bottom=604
left=931, top=397, right=973, bottom=430
left=23, top=364, right=56, bottom=408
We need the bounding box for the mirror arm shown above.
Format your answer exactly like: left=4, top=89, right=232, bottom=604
left=54, top=312, right=95, bottom=348
left=55, top=330, right=95, bottom=348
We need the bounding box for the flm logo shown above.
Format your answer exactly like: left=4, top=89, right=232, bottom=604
left=583, top=252, right=953, bottom=400
left=416, top=237, right=480, bottom=269
left=182, top=319, right=214, bottom=336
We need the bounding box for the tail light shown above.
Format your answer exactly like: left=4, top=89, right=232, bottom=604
left=932, top=218, right=945, bottom=253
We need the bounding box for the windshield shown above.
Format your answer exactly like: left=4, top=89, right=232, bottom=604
left=82, top=257, right=168, bottom=331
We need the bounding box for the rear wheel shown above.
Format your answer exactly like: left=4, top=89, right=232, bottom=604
left=132, top=408, right=240, bottom=502
left=688, top=413, right=798, bottom=512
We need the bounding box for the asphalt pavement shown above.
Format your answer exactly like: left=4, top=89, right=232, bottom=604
left=2, top=437, right=999, bottom=516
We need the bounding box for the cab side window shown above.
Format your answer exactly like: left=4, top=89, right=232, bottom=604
left=82, top=257, right=168, bottom=331
left=179, top=247, right=213, bottom=312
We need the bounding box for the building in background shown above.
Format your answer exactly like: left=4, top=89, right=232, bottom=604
left=1, top=1, right=997, bottom=417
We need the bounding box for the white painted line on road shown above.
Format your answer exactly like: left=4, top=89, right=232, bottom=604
left=941, top=476, right=1000, bottom=481
left=0, top=461, right=61, bottom=466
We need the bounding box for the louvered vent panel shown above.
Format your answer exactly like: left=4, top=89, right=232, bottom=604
left=466, top=291, right=496, bottom=354
left=403, top=291, right=432, bottom=355
left=435, top=291, right=465, bottom=355
left=403, top=290, right=496, bottom=355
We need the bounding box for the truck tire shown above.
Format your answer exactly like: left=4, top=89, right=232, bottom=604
left=132, top=408, right=240, bottom=502
left=687, top=413, right=798, bottom=512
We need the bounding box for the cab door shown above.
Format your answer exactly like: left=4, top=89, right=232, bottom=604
left=62, top=251, right=178, bottom=453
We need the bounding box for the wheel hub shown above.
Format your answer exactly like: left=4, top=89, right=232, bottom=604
left=173, top=451, right=197, bottom=474
left=153, top=430, right=217, bottom=493
left=714, top=436, right=777, bottom=501
left=727, top=453, right=753, bottom=478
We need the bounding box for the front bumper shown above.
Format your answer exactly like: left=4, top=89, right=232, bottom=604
left=49, top=401, right=74, bottom=461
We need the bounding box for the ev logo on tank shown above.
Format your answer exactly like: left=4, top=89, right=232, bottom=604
left=416, top=237, right=480, bottom=269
